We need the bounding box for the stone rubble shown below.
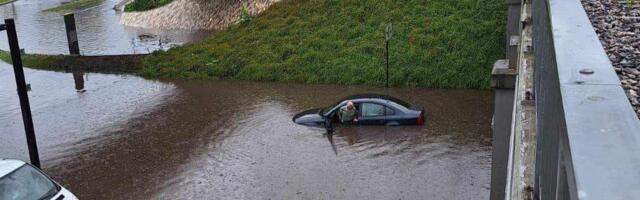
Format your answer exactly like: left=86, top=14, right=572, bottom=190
left=581, top=0, right=640, bottom=117
left=121, top=0, right=280, bottom=30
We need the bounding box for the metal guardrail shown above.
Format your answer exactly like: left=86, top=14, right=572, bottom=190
left=532, top=0, right=640, bottom=199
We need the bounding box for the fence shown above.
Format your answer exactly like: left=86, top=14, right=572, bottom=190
left=531, top=0, right=640, bottom=199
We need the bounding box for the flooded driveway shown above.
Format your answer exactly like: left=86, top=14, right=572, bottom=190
left=0, top=0, right=208, bottom=55
left=0, top=62, right=493, bottom=199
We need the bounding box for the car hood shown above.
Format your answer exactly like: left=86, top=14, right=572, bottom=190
left=292, top=108, right=325, bottom=126
left=53, top=186, right=78, bottom=200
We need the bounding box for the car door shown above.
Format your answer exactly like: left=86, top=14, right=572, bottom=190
left=359, top=102, right=394, bottom=125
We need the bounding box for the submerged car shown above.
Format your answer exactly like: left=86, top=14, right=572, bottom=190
left=0, top=159, right=78, bottom=200
left=293, top=94, right=424, bottom=127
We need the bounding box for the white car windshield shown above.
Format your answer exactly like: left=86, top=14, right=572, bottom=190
left=0, top=165, right=58, bottom=200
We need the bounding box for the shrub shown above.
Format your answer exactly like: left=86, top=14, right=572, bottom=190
left=124, top=0, right=172, bottom=12
left=239, top=1, right=252, bottom=24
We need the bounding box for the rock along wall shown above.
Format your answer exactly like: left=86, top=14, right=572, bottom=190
left=120, top=0, right=280, bottom=30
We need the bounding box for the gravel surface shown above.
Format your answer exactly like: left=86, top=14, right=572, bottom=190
left=581, top=0, right=640, bottom=117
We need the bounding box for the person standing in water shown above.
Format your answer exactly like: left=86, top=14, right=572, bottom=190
left=339, top=101, right=358, bottom=124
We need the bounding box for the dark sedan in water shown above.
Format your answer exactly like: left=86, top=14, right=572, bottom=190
left=293, top=94, right=425, bottom=127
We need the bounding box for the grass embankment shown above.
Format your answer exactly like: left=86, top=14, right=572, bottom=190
left=140, top=0, right=505, bottom=89
left=44, top=0, right=103, bottom=12
left=0, top=0, right=15, bottom=5
left=124, top=0, right=173, bottom=12
left=0, top=51, right=66, bottom=71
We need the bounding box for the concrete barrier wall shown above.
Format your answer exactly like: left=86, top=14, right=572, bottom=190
left=489, top=0, right=521, bottom=199
left=532, top=0, right=640, bottom=199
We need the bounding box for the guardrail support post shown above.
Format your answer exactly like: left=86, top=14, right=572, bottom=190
left=505, top=0, right=522, bottom=70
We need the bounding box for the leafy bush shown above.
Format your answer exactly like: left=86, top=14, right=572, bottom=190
left=239, top=1, right=252, bottom=24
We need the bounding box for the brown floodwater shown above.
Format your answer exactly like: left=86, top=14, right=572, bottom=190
left=0, top=63, right=493, bottom=199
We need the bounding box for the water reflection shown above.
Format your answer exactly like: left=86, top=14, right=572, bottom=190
left=326, top=132, right=338, bottom=155
left=72, top=71, right=85, bottom=92
left=0, top=0, right=209, bottom=55
left=0, top=62, right=176, bottom=162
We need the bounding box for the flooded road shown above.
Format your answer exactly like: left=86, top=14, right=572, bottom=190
left=0, top=63, right=493, bottom=199
left=0, top=0, right=208, bottom=55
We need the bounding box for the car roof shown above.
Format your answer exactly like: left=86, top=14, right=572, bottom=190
left=340, top=93, right=391, bottom=100
left=339, top=93, right=411, bottom=107
left=0, top=159, right=26, bottom=178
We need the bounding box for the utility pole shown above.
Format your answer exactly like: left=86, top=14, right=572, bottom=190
left=1, top=19, right=41, bottom=168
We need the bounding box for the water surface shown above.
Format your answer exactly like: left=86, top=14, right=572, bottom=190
left=0, top=0, right=208, bottom=55
left=0, top=63, right=493, bottom=199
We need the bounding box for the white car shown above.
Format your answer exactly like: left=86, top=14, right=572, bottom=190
left=0, top=159, right=78, bottom=200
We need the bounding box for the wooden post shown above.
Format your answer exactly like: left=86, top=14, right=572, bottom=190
left=64, top=13, right=80, bottom=55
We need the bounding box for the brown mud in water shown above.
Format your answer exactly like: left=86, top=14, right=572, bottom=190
left=1, top=65, right=493, bottom=199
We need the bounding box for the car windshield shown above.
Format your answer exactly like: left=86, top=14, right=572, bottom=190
left=322, top=101, right=345, bottom=115
left=0, top=165, right=58, bottom=200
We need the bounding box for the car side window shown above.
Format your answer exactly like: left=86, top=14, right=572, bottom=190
left=385, top=106, right=395, bottom=115
left=361, top=103, right=393, bottom=117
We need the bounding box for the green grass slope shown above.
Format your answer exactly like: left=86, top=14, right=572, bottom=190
left=43, top=0, right=103, bottom=12
left=125, top=0, right=173, bottom=12
left=0, top=51, right=66, bottom=71
left=0, top=0, right=16, bottom=6
left=140, top=0, right=505, bottom=89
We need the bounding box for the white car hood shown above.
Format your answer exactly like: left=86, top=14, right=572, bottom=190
left=52, top=187, right=78, bottom=200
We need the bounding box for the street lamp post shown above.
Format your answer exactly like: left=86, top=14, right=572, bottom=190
left=1, top=18, right=41, bottom=168
left=384, top=23, right=392, bottom=89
